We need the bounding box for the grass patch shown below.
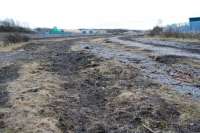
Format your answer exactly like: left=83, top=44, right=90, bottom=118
left=3, top=33, right=30, bottom=45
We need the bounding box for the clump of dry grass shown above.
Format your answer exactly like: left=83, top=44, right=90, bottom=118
left=3, top=33, right=30, bottom=45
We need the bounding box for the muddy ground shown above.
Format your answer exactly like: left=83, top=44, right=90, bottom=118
left=0, top=35, right=200, bottom=133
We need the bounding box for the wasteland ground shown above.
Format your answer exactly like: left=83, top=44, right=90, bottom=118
left=0, top=34, right=200, bottom=133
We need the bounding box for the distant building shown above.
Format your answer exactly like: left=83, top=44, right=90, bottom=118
left=164, top=23, right=190, bottom=33
left=79, top=29, right=107, bottom=35
left=47, top=27, right=72, bottom=37
left=79, top=29, right=97, bottom=35
left=189, top=17, right=200, bottom=32
left=96, top=30, right=107, bottom=34
left=49, top=27, right=64, bottom=34
left=163, top=17, right=200, bottom=33
left=63, top=29, right=81, bottom=35
left=34, top=28, right=51, bottom=33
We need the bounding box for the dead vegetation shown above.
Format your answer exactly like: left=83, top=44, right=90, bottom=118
left=3, top=33, right=30, bottom=45
left=52, top=55, right=200, bottom=133
left=151, top=55, right=200, bottom=85
left=0, top=37, right=199, bottom=133
left=0, top=19, right=32, bottom=33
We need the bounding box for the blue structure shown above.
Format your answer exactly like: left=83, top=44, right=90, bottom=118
left=164, top=17, right=200, bottom=33
left=189, top=17, right=200, bottom=32
left=164, top=23, right=190, bottom=33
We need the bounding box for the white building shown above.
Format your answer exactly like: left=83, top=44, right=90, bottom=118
left=79, top=29, right=97, bottom=35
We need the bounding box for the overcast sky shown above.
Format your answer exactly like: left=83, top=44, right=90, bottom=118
left=0, top=0, right=199, bottom=29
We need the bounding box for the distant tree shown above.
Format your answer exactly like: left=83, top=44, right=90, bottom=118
left=0, top=18, right=33, bottom=33
left=1, top=19, right=16, bottom=27
left=149, top=26, right=163, bottom=36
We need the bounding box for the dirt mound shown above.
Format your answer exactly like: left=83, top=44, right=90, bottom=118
left=154, top=55, right=186, bottom=65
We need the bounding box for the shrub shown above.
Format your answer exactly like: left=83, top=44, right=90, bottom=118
left=149, top=26, right=163, bottom=36
left=0, top=19, right=33, bottom=33
left=3, top=33, right=30, bottom=44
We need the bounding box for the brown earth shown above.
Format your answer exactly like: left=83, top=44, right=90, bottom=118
left=0, top=36, right=200, bottom=133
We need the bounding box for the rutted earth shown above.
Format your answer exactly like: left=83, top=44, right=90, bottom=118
left=0, top=35, right=200, bottom=133
left=78, top=36, right=200, bottom=98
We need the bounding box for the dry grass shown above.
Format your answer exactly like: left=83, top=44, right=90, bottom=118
left=157, top=86, right=200, bottom=124
left=0, top=42, right=26, bottom=52
left=145, top=34, right=200, bottom=44
left=1, top=37, right=200, bottom=132
left=3, top=62, right=63, bottom=133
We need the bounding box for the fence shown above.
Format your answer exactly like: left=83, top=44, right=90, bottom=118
left=164, top=21, right=200, bottom=33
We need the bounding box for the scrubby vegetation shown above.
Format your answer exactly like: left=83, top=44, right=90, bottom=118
left=0, top=19, right=32, bottom=45
left=0, top=19, right=33, bottom=33
left=149, top=26, right=163, bottom=36
left=3, top=33, right=30, bottom=44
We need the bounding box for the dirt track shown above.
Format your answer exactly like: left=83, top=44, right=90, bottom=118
left=0, top=35, right=200, bottom=133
